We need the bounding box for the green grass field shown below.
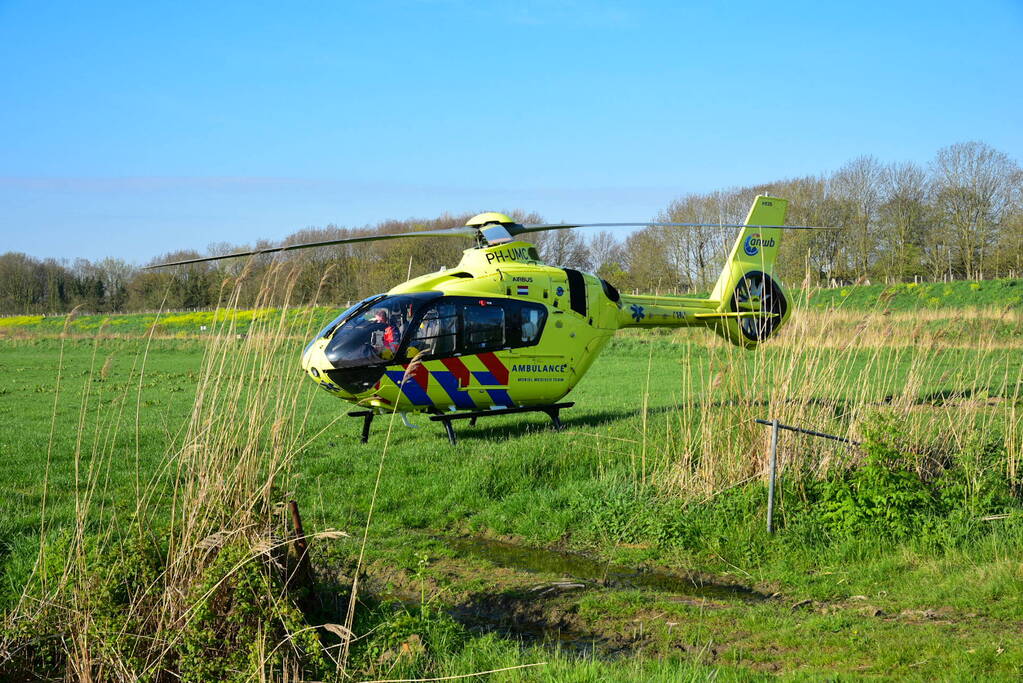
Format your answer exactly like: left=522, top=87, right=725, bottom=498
left=2, top=286, right=1022, bottom=680
left=804, top=277, right=1023, bottom=311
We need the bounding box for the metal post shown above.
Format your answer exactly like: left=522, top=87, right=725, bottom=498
left=754, top=418, right=858, bottom=445
left=767, top=418, right=779, bottom=534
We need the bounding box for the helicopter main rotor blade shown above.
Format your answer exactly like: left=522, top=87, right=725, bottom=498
left=147, top=215, right=842, bottom=268
left=511, top=222, right=840, bottom=235
left=146, top=226, right=479, bottom=268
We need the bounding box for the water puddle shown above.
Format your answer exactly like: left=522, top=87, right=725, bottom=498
left=448, top=596, right=617, bottom=657
left=366, top=536, right=766, bottom=659
left=446, top=536, right=766, bottom=602
left=371, top=577, right=617, bottom=656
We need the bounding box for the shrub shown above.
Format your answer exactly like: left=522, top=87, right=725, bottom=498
left=351, top=601, right=467, bottom=678
left=178, top=542, right=326, bottom=683
left=817, top=422, right=938, bottom=540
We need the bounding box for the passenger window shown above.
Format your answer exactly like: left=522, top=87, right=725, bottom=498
left=501, top=300, right=547, bottom=348
left=404, top=297, right=546, bottom=360
left=519, top=306, right=544, bottom=344
left=463, top=303, right=505, bottom=351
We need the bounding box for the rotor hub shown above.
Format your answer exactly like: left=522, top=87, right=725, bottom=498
left=466, top=212, right=515, bottom=227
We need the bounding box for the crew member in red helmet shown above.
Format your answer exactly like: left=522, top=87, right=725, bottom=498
left=371, top=309, right=400, bottom=357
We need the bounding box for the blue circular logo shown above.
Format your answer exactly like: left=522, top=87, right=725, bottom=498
left=556, top=286, right=565, bottom=296
left=743, top=233, right=761, bottom=257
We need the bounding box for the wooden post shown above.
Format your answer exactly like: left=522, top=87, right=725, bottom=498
left=288, top=500, right=314, bottom=590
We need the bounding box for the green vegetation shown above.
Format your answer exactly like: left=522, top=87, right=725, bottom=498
left=1, top=287, right=1021, bottom=679
left=0, top=305, right=337, bottom=336
left=807, top=277, right=1023, bottom=311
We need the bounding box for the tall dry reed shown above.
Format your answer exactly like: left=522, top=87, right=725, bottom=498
left=3, top=262, right=344, bottom=681
left=603, top=306, right=1022, bottom=500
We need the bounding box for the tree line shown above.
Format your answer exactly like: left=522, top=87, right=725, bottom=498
left=2, top=141, right=1020, bottom=315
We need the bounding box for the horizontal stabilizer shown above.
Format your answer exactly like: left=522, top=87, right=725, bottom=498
left=693, top=311, right=780, bottom=320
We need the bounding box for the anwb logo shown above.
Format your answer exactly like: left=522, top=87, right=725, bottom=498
left=743, top=233, right=775, bottom=257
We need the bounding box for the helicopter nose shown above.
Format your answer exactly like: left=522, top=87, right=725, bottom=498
left=303, top=358, right=325, bottom=381
left=301, top=341, right=348, bottom=395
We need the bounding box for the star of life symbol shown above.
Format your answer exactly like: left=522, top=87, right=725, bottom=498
left=630, top=304, right=645, bottom=322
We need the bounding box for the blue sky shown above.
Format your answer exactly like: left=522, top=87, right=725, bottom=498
left=1, top=0, right=1021, bottom=263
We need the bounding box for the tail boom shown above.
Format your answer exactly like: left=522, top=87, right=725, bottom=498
left=616, top=294, right=717, bottom=329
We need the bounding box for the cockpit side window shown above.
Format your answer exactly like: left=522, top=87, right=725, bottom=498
left=406, top=302, right=458, bottom=358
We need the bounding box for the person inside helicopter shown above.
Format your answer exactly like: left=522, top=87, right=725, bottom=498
left=323, top=293, right=441, bottom=369
left=370, top=308, right=401, bottom=357
left=407, top=301, right=457, bottom=358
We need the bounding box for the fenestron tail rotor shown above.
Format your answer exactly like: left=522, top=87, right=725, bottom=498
left=731, top=271, right=788, bottom=342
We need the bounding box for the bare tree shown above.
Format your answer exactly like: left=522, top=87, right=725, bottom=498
left=94, top=257, right=137, bottom=311
left=773, top=175, right=839, bottom=284
left=655, top=190, right=748, bottom=290
left=0, top=253, right=43, bottom=313
left=587, top=231, right=627, bottom=280
left=931, top=141, right=1021, bottom=279
left=620, top=226, right=689, bottom=294
left=832, top=156, right=883, bottom=279
left=877, top=161, right=930, bottom=281
left=530, top=228, right=590, bottom=270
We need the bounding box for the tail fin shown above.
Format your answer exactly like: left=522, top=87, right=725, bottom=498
left=709, top=196, right=792, bottom=347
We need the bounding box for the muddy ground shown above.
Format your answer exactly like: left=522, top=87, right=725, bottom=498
left=322, top=535, right=1020, bottom=674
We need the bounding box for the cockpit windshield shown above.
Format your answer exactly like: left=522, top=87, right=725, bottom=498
left=304, top=294, right=384, bottom=358
left=323, top=292, right=441, bottom=368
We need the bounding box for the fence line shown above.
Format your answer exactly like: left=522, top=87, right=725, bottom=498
left=758, top=418, right=860, bottom=534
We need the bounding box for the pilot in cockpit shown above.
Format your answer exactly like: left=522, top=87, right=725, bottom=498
left=370, top=309, right=400, bottom=358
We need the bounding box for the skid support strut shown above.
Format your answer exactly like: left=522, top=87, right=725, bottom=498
left=348, top=403, right=574, bottom=445
left=429, top=402, right=574, bottom=445
left=347, top=410, right=375, bottom=443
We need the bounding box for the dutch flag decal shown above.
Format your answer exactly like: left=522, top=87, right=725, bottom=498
left=516, top=285, right=529, bottom=296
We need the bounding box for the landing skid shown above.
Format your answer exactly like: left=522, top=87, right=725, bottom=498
left=347, top=403, right=574, bottom=445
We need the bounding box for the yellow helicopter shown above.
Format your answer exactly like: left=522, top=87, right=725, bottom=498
left=155, top=195, right=823, bottom=443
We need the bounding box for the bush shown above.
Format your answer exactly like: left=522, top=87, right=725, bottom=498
left=178, top=543, right=326, bottom=683
left=814, top=419, right=936, bottom=539
left=818, top=456, right=934, bottom=540
left=810, top=418, right=1019, bottom=543
left=351, top=601, right=467, bottom=678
